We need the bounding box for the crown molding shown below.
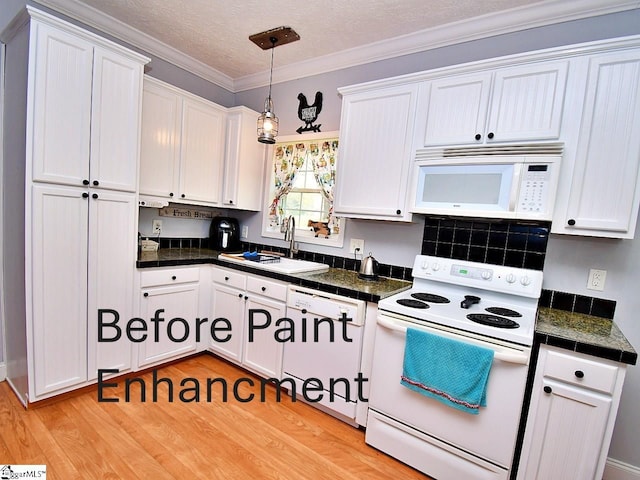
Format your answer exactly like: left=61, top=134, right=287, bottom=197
left=235, top=0, right=640, bottom=91
left=32, top=0, right=640, bottom=93
left=32, top=0, right=235, bottom=91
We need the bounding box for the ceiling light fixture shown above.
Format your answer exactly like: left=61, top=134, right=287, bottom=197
left=250, top=26, right=300, bottom=144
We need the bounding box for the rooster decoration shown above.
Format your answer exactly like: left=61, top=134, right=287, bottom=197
left=296, top=91, right=323, bottom=134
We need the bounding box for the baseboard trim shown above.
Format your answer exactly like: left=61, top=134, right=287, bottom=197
left=604, top=458, right=640, bottom=480
left=0, top=362, right=6, bottom=382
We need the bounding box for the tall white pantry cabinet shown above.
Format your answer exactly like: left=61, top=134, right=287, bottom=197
left=1, top=7, right=149, bottom=404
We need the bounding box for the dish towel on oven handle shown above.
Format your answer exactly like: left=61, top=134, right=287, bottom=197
left=400, top=327, right=494, bottom=415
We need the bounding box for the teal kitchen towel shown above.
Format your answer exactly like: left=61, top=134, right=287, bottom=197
left=400, top=327, right=494, bottom=414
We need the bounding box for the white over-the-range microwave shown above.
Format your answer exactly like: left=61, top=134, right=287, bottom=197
left=409, top=144, right=563, bottom=221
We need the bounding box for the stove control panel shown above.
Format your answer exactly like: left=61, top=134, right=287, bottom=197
left=451, top=264, right=493, bottom=281
left=413, top=255, right=543, bottom=298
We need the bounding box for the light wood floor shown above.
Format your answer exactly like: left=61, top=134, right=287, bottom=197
left=0, top=353, right=430, bottom=479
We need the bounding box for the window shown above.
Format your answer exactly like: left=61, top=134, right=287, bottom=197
left=262, top=132, right=344, bottom=247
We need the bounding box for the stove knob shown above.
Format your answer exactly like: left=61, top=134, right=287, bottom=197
left=421, top=260, right=429, bottom=270
left=481, top=270, right=492, bottom=280
left=506, top=273, right=516, bottom=284
left=520, top=275, right=531, bottom=286
left=431, top=263, right=441, bottom=272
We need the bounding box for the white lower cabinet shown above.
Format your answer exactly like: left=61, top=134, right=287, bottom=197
left=210, top=267, right=286, bottom=379
left=138, top=267, right=201, bottom=368
left=31, top=185, right=137, bottom=397
left=517, top=345, right=627, bottom=480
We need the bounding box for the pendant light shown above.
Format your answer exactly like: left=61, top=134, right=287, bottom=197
left=250, top=27, right=300, bottom=144
left=257, top=38, right=278, bottom=144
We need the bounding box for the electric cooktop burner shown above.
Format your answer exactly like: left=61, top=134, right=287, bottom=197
left=397, top=298, right=430, bottom=309
left=466, top=314, right=520, bottom=329
left=410, top=293, right=451, bottom=304
left=485, top=307, right=522, bottom=317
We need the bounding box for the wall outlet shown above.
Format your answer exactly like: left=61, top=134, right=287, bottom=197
left=587, top=268, right=607, bottom=291
left=241, top=225, right=249, bottom=239
left=349, top=238, right=365, bottom=254
left=152, top=219, right=162, bottom=235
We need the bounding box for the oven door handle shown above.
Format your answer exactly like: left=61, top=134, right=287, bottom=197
left=377, top=315, right=529, bottom=365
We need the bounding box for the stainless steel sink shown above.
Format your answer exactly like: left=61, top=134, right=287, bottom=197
left=218, top=254, right=329, bottom=274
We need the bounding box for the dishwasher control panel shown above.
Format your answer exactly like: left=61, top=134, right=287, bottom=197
left=287, top=286, right=366, bottom=326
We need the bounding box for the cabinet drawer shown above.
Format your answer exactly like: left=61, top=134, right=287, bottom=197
left=543, top=348, right=619, bottom=394
left=140, top=267, right=200, bottom=288
left=212, top=267, right=246, bottom=290
left=246, top=276, right=287, bottom=302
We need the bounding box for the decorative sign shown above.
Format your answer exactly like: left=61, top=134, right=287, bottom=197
left=296, top=91, right=323, bottom=134
left=159, top=206, right=217, bottom=220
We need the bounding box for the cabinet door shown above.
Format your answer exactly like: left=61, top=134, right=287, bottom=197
left=223, top=107, right=265, bottom=210
left=421, top=72, right=492, bottom=146
left=89, top=47, right=143, bottom=192
left=210, top=284, right=246, bottom=362
left=520, top=379, right=611, bottom=480
left=334, top=84, right=418, bottom=221
left=138, top=284, right=199, bottom=367
left=30, top=21, right=93, bottom=186
left=487, top=61, right=568, bottom=143
left=31, top=184, right=89, bottom=396
left=87, top=190, right=137, bottom=380
left=243, top=295, right=285, bottom=379
left=179, top=97, right=225, bottom=204
left=556, top=51, right=640, bottom=238
left=139, top=79, right=181, bottom=198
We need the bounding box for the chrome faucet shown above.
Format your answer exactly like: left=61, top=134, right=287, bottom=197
left=285, top=215, right=298, bottom=258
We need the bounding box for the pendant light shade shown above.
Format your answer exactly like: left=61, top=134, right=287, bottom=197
left=250, top=27, right=300, bottom=144
left=257, top=97, right=278, bottom=144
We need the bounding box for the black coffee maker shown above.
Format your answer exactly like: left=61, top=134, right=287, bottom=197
left=209, top=217, right=241, bottom=252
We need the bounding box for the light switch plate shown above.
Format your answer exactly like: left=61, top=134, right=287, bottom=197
left=152, top=219, right=162, bottom=235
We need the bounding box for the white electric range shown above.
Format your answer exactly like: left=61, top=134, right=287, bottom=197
left=367, top=255, right=543, bottom=480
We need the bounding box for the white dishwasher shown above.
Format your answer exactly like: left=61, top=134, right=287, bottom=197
left=283, top=285, right=366, bottom=425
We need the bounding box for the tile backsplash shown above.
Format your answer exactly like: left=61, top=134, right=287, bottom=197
left=421, top=217, right=550, bottom=271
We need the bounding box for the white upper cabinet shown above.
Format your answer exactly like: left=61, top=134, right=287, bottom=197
left=139, top=76, right=226, bottom=205
left=138, top=79, right=181, bottom=198
left=89, top=47, right=145, bottom=192
left=30, top=22, right=144, bottom=192
left=223, top=106, right=265, bottom=211
left=420, top=72, right=491, bottom=147
left=30, top=22, right=93, bottom=186
left=418, top=61, right=568, bottom=146
left=334, top=83, right=419, bottom=222
left=179, top=96, right=226, bottom=203
left=552, top=50, right=640, bottom=238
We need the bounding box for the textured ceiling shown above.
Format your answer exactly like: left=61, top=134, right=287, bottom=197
left=64, top=0, right=543, bottom=78
left=35, top=0, right=640, bottom=90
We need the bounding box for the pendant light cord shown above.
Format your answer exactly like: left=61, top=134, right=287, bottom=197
left=268, top=37, right=276, bottom=101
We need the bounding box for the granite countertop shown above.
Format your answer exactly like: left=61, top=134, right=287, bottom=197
left=138, top=248, right=636, bottom=363
left=136, top=247, right=411, bottom=302
left=536, top=307, right=637, bottom=365
left=138, top=247, right=218, bottom=267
